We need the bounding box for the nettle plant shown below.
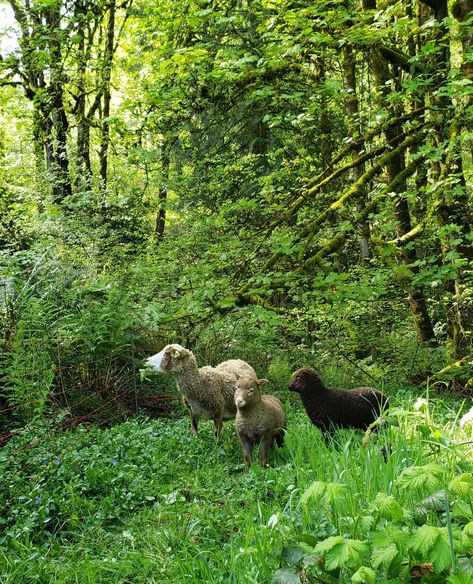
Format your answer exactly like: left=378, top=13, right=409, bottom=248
left=273, top=403, right=473, bottom=584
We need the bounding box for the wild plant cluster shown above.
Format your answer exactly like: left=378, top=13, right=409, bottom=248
left=0, top=397, right=472, bottom=583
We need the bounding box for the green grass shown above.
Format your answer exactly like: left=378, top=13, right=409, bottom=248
left=1, top=392, right=473, bottom=583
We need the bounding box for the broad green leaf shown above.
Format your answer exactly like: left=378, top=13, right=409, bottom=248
left=271, top=567, right=302, bottom=584
left=373, top=492, right=404, bottom=522
left=351, top=566, right=376, bottom=583
left=315, top=537, right=369, bottom=571
left=414, top=490, right=448, bottom=525
left=410, top=525, right=453, bottom=572
left=460, top=522, right=473, bottom=550
left=314, top=536, right=344, bottom=555
left=325, top=482, right=349, bottom=508
left=449, top=474, right=473, bottom=498
left=281, top=546, right=304, bottom=565
left=300, top=481, right=326, bottom=505
left=448, top=573, right=473, bottom=584
left=431, top=529, right=453, bottom=572
left=371, top=543, right=399, bottom=569
left=410, top=525, right=442, bottom=556
left=371, top=526, right=410, bottom=553
left=452, top=498, right=472, bottom=522
left=397, top=463, right=445, bottom=492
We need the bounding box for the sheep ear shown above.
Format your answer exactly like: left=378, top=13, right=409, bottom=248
left=257, top=379, right=269, bottom=387
left=235, top=373, right=240, bottom=380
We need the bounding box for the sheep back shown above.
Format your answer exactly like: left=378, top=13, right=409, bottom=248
left=289, top=368, right=388, bottom=431
left=236, top=395, right=286, bottom=442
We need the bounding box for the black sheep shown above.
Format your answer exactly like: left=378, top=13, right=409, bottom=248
left=288, top=368, right=388, bottom=432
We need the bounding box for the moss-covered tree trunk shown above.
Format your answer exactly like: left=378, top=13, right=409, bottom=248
left=367, top=3, right=436, bottom=345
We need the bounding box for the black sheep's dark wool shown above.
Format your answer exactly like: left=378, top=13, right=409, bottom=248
left=288, top=368, right=388, bottom=432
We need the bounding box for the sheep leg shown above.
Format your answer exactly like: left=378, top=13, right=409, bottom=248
left=190, top=413, right=199, bottom=435
left=182, top=397, right=199, bottom=435
left=213, top=414, right=223, bottom=441
left=275, top=429, right=285, bottom=447
left=239, top=435, right=253, bottom=469
left=258, top=436, right=273, bottom=468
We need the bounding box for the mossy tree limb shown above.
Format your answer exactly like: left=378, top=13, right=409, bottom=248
left=238, top=133, right=422, bottom=297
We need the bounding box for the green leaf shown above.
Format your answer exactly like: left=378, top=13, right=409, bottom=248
left=448, top=573, right=473, bottom=584
left=300, top=481, right=326, bottom=505
left=300, top=480, right=348, bottom=511
left=410, top=525, right=453, bottom=572
left=460, top=522, right=473, bottom=550
left=410, top=525, right=442, bottom=556
left=325, top=482, right=349, bottom=509
left=315, top=537, right=369, bottom=571
left=371, top=543, right=399, bottom=569
left=449, top=474, right=473, bottom=498
left=281, top=546, right=304, bottom=565
left=453, top=498, right=472, bottom=522
left=397, top=463, right=444, bottom=492
left=295, top=533, right=318, bottom=546
left=431, top=529, right=453, bottom=572
left=351, top=566, right=376, bottom=583
left=373, top=492, right=404, bottom=522
left=314, top=536, right=344, bottom=555
left=271, top=567, right=302, bottom=584
left=414, top=490, right=448, bottom=525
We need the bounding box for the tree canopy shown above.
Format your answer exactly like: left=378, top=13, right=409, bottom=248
left=1, top=0, right=472, bottom=423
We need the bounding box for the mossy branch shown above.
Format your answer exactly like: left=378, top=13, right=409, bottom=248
left=428, top=354, right=473, bottom=381
left=302, top=157, right=423, bottom=271
left=383, top=198, right=441, bottom=246
left=238, top=133, right=422, bottom=295
left=260, top=115, right=425, bottom=241
left=298, top=133, right=420, bottom=239
left=379, top=45, right=411, bottom=72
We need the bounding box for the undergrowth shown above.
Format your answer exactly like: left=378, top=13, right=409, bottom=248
left=1, top=391, right=473, bottom=583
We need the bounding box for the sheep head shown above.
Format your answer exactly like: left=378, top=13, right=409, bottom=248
left=144, top=344, right=194, bottom=374
left=288, top=368, right=323, bottom=393
left=234, top=376, right=268, bottom=409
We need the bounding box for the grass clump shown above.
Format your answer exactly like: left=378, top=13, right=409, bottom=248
left=0, top=392, right=472, bottom=583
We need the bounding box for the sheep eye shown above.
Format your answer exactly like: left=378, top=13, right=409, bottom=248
left=247, top=388, right=254, bottom=395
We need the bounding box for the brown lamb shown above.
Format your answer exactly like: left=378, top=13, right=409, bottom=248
left=234, top=376, right=286, bottom=469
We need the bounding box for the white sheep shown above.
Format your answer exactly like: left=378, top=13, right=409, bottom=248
left=145, top=344, right=256, bottom=438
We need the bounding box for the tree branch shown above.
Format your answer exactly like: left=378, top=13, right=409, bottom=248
left=303, top=156, right=424, bottom=271
left=238, top=132, right=423, bottom=295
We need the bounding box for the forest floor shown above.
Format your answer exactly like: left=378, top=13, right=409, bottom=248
left=1, top=389, right=472, bottom=584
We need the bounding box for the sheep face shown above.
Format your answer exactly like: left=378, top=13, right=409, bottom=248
left=234, top=376, right=268, bottom=408
left=288, top=368, right=321, bottom=393
left=145, top=344, right=191, bottom=373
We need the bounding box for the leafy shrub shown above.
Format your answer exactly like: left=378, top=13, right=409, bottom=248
left=3, top=298, right=55, bottom=423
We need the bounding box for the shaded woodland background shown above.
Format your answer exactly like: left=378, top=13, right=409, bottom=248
left=0, top=0, right=472, bottom=428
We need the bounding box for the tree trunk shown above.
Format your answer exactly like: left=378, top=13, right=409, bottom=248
left=367, top=5, right=436, bottom=344
left=342, top=43, right=370, bottom=259
left=155, top=144, right=170, bottom=244
left=99, top=0, right=116, bottom=199
left=421, top=0, right=473, bottom=362
left=74, top=0, right=92, bottom=192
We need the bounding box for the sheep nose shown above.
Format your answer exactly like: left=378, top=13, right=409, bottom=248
left=236, top=398, right=245, bottom=407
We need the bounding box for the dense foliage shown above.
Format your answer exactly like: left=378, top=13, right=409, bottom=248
left=0, top=1, right=472, bottom=580
left=1, top=396, right=473, bottom=582
left=1, top=0, right=472, bottom=427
